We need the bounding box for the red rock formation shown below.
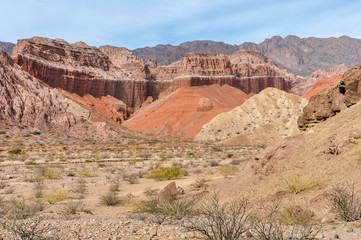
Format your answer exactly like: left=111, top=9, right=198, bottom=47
left=298, top=63, right=361, bottom=129
left=302, top=74, right=343, bottom=99
left=124, top=84, right=249, bottom=138
left=11, top=38, right=292, bottom=118
left=292, top=64, right=349, bottom=95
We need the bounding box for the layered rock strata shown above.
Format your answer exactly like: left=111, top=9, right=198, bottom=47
left=12, top=37, right=292, bottom=118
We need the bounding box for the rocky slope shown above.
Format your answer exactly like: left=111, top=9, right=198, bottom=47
left=133, top=40, right=239, bottom=66
left=298, top=63, right=361, bottom=130
left=0, top=51, right=78, bottom=130
left=215, top=96, right=361, bottom=220
left=240, top=35, right=361, bottom=76
left=123, top=84, right=248, bottom=138
left=195, top=88, right=308, bottom=145
left=0, top=41, right=14, bottom=55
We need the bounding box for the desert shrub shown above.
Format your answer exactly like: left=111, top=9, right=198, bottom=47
left=7, top=148, right=23, bottom=155
left=218, top=165, right=238, bottom=178
left=186, top=192, right=250, bottom=240
left=208, top=159, right=219, bottom=167
left=44, top=188, right=69, bottom=204
left=76, top=167, right=97, bottom=178
left=191, top=178, right=208, bottom=190
left=5, top=199, right=45, bottom=220
left=62, top=201, right=91, bottom=216
left=109, top=180, right=120, bottom=193
left=226, top=153, right=234, bottom=158
left=1, top=216, right=55, bottom=240
left=100, top=191, right=122, bottom=206
left=231, top=159, right=242, bottom=165
left=25, top=159, right=37, bottom=165
left=186, top=151, right=195, bottom=158
left=36, top=167, right=62, bottom=180
left=122, top=173, right=139, bottom=184
left=329, top=183, right=361, bottom=222
left=251, top=201, right=321, bottom=240
left=145, top=166, right=183, bottom=181
left=0, top=180, right=7, bottom=189
left=72, top=178, right=87, bottom=199
left=33, top=182, right=44, bottom=199
left=280, top=175, right=319, bottom=195
left=134, top=197, right=197, bottom=224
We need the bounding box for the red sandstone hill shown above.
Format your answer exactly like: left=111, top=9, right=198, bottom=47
left=123, top=84, right=248, bottom=138
left=302, top=74, right=343, bottom=99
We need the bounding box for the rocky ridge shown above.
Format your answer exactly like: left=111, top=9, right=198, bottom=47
left=298, top=63, right=361, bottom=130
left=12, top=37, right=292, bottom=114
left=195, top=88, right=308, bottom=145
left=240, top=35, right=361, bottom=76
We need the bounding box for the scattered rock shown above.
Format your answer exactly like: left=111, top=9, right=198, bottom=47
left=158, top=182, right=183, bottom=202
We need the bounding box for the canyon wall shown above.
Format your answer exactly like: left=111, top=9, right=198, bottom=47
left=11, top=37, right=292, bottom=115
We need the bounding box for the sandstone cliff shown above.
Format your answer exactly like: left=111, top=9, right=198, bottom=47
left=298, top=63, right=361, bottom=129
left=195, top=88, right=308, bottom=145
left=12, top=38, right=292, bottom=115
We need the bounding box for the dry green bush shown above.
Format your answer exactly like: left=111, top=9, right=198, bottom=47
left=76, top=167, right=98, bottom=178
left=44, top=188, right=69, bottom=204
left=280, top=175, right=320, bottom=195
left=145, top=166, right=183, bottom=181
left=36, top=167, right=62, bottom=180
left=218, top=165, right=238, bottom=178
left=134, top=196, right=198, bottom=224
left=62, top=201, right=92, bottom=216
left=100, top=191, right=122, bottom=206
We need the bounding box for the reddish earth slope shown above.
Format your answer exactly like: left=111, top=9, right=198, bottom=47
left=124, top=84, right=248, bottom=138
left=302, top=74, right=343, bottom=99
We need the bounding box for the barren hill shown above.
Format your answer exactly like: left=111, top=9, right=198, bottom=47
left=240, top=35, right=361, bottom=76
left=195, top=88, right=308, bottom=145
left=123, top=84, right=248, bottom=138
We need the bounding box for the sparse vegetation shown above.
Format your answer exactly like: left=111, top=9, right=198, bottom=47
left=186, top=192, right=250, bottom=240
left=7, top=148, right=23, bottom=155
left=76, top=167, right=98, bottom=178
left=218, top=165, right=238, bottom=178
left=280, top=175, right=320, bottom=195
left=44, top=188, right=69, bottom=204
left=329, top=183, right=361, bottom=222
left=36, top=167, right=62, bottom=180
left=191, top=178, right=208, bottom=190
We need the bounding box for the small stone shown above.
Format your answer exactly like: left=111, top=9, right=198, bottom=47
left=86, top=235, right=95, bottom=239
left=148, top=228, right=157, bottom=238
left=334, top=234, right=339, bottom=239
left=346, top=227, right=353, bottom=232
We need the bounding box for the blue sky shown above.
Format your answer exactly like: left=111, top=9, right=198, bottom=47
left=1, top=0, right=361, bottom=49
